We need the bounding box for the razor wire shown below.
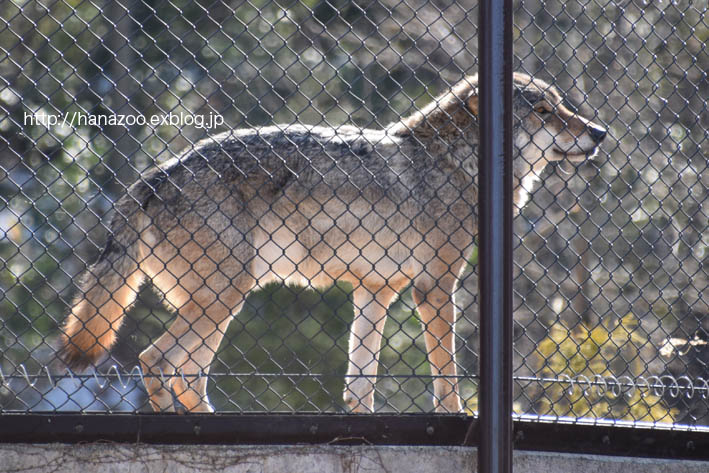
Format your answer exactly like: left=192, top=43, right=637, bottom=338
left=0, top=0, right=707, bottom=428
left=3, top=364, right=709, bottom=416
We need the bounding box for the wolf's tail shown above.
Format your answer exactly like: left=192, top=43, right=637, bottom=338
left=59, top=180, right=154, bottom=370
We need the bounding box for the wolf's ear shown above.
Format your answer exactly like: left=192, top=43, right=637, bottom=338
left=466, top=90, right=478, bottom=116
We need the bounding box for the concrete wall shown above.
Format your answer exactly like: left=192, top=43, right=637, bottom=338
left=2, top=444, right=708, bottom=473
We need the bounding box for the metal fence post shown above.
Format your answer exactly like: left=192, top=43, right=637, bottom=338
left=478, top=0, right=514, bottom=472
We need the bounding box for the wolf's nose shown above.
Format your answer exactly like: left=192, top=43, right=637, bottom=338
left=589, top=126, right=607, bottom=143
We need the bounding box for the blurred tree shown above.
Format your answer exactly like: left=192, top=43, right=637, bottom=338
left=534, top=314, right=678, bottom=423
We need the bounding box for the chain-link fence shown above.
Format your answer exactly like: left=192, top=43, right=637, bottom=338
left=0, top=0, right=707, bottom=427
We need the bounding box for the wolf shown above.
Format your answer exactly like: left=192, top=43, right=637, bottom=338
left=59, top=72, right=606, bottom=413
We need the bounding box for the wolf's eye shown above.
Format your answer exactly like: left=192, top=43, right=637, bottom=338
left=535, top=106, right=549, bottom=115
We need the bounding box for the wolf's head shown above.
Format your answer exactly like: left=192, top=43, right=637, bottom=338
left=507, top=73, right=606, bottom=206
left=450, top=72, right=606, bottom=162
left=391, top=72, right=606, bottom=207
left=509, top=72, right=606, bottom=160
left=392, top=72, right=605, bottom=159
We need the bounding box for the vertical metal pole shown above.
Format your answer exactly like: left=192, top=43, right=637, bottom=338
left=478, top=0, right=513, bottom=472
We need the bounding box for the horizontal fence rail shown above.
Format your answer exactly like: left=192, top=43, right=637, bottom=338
left=0, top=0, right=708, bottom=458
left=2, top=413, right=709, bottom=460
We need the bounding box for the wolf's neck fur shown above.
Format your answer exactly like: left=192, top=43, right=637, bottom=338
left=387, top=88, right=479, bottom=188
left=387, top=84, right=479, bottom=157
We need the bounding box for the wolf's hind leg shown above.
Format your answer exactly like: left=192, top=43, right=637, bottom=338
left=138, top=217, right=256, bottom=412
left=172, top=291, right=248, bottom=412
left=412, top=272, right=463, bottom=413
left=138, top=304, right=195, bottom=413
left=139, top=266, right=253, bottom=412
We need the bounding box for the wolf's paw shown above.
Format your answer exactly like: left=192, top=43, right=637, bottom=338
left=343, top=390, right=373, bottom=413
left=434, top=394, right=464, bottom=414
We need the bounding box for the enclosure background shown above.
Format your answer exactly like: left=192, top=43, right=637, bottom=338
left=0, top=0, right=707, bottom=422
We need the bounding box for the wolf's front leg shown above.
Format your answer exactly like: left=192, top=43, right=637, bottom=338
left=343, top=283, right=401, bottom=413
left=412, top=272, right=463, bottom=413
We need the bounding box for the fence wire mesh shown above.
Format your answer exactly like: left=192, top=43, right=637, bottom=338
left=0, top=0, right=707, bottom=426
